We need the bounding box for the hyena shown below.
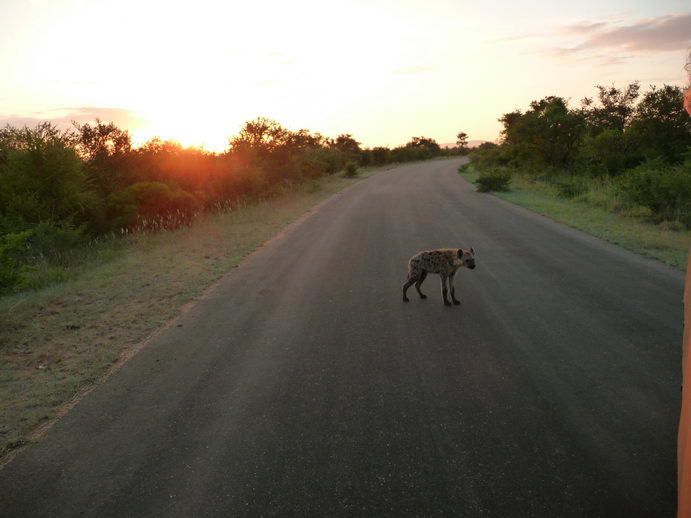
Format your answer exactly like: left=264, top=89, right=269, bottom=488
left=402, top=248, right=476, bottom=306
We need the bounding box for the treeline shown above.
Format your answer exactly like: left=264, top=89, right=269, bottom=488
left=470, top=83, right=691, bottom=225
left=0, top=117, right=458, bottom=293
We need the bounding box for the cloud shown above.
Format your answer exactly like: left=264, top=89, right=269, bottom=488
left=0, top=107, right=145, bottom=130
left=561, top=20, right=609, bottom=35
left=592, top=54, right=632, bottom=67
left=569, top=13, right=690, bottom=53
left=496, top=12, right=689, bottom=66
left=487, top=33, right=539, bottom=43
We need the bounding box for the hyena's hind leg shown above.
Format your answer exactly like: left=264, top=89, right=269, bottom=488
left=415, top=270, right=428, bottom=299
left=402, top=277, right=414, bottom=302
left=403, top=266, right=422, bottom=302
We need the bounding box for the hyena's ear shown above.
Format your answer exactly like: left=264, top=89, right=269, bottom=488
left=470, top=247, right=475, bottom=255
left=457, top=248, right=464, bottom=258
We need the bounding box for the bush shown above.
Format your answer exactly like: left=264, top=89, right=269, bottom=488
left=475, top=168, right=512, bottom=192
left=298, top=147, right=343, bottom=177
left=0, top=118, right=453, bottom=297
left=368, top=147, right=390, bottom=166
left=550, top=176, right=589, bottom=199
left=0, top=124, right=95, bottom=232
left=109, top=182, right=199, bottom=230
left=469, top=143, right=514, bottom=171
left=343, top=161, right=359, bottom=178
left=658, top=220, right=686, bottom=232
left=211, top=163, right=267, bottom=205
left=620, top=159, right=691, bottom=226
left=628, top=85, right=691, bottom=164
left=25, top=221, right=86, bottom=263
left=581, top=130, right=640, bottom=176
left=0, top=230, right=32, bottom=294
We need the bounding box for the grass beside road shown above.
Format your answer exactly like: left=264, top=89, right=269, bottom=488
left=459, top=165, right=690, bottom=270
left=0, top=167, right=384, bottom=460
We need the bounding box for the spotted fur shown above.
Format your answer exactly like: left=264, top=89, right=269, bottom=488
left=402, top=247, right=476, bottom=306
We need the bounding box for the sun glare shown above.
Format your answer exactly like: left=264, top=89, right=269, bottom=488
left=134, top=112, right=232, bottom=153
left=135, top=83, right=241, bottom=152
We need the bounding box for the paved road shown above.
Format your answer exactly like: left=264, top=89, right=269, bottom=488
left=0, top=158, right=683, bottom=517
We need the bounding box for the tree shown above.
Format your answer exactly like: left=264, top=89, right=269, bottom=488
left=368, top=146, right=390, bottom=165
left=499, top=97, right=585, bottom=168
left=288, top=129, right=324, bottom=151
left=456, top=132, right=468, bottom=147
left=628, top=85, right=691, bottom=163
left=0, top=123, right=94, bottom=232
left=331, top=134, right=361, bottom=155
left=227, top=117, right=296, bottom=180
left=581, top=82, right=640, bottom=134
left=582, top=129, right=638, bottom=176
left=456, top=131, right=469, bottom=153
left=228, top=118, right=339, bottom=181
left=228, top=117, right=290, bottom=158
left=74, top=120, right=132, bottom=198
left=398, top=136, right=441, bottom=161
left=498, top=111, right=523, bottom=146
left=407, top=137, right=440, bottom=153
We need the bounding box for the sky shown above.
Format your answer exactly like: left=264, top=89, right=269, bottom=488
left=0, top=0, right=689, bottom=150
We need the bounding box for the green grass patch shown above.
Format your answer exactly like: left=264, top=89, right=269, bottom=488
left=459, top=165, right=690, bottom=270
left=0, top=167, right=383, bottom=459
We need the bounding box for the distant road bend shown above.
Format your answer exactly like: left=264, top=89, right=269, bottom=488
left=0, top=157, right=682, bottom=517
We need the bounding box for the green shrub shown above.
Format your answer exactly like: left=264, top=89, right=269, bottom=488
left=0, top=124, right=95, bottom=232
left=109, top=182, right=199, bottom=230
left=0, top=230, right=32, bottom=294
left=658, top=220, right=686, bottom=232
left=469, top=143, right=509, bottom=170
left=298, top=147, right=343, bottom=177
left=550, top=176, right=589, bottom=199
left=343, top=161, right=359, bottom=178
left=212, top=164, right=267, bottom=204
left=368, top=147, right=390, bottom=166
left=25, top=221, right=86, bottom=263
left=572, top=176, right=625, bottom=212
left=475, top=168, right=512, bottom=192
left=581, top=130, right=640, bottom=176
left=620, top=159, right=691, bottom=226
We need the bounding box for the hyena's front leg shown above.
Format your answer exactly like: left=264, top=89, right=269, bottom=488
left=449, top=272, right=461, bottom=305
left=440, top=274, right=452, bottom=306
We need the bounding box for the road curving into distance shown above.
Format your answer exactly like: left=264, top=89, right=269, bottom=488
left=0, top=157, right=682, bottom=517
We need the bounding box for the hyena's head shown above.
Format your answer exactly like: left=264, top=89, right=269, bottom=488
left=458, top=247, right=476, bottom=269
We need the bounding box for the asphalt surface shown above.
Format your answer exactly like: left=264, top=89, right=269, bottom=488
left=0, top=158, right=683, bottom=517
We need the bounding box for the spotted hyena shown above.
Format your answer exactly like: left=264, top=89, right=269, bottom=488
left=402, top=248, right=476, bottom=306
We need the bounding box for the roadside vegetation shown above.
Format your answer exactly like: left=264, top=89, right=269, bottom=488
left=0, top=118, right=461, bottom=296
left=459, top=82, right=691, bottom=269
